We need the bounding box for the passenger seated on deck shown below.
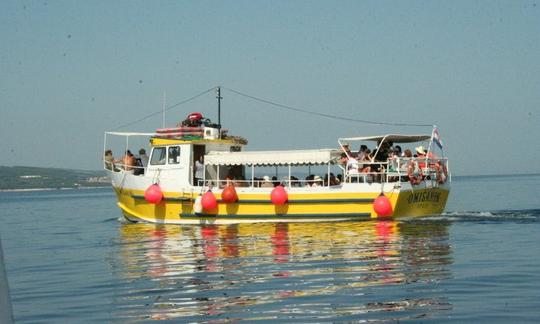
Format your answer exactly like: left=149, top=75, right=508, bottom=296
left=236, top=175, right=247, bottom=187
left=133, top=157, right=144, bottom=175
left=359, top=149, right=372, bottom=173
left=311, top=175, right=323, bottom=187
left=404, top=149, right=413, bottom=158
left=305, top=174, right=314, bottom=187
left=394, top=145, right=403, bottom=157
left=261, top=176, right=274, bottom=188
left=386, top=151, right=400, bottom=182
left=346, top=155, right=359, bottom=174
left=330, top=173, right=340, bottom=185
left=415, top=146, right=427, bottom=169
left=357, top=145, right=368, bottom=161
left=356, top=149, right=373, bottom=182
left=104, top=149, right=118, bottom=171
left=117, top=150, right=135, bottom=173
left=337, top=174, right=343, bottom=184
left=387, top=150, right=398, bottom=172
left=222, top=174, right=235, bottom=188
left=341, top=143, right=356, bottom=157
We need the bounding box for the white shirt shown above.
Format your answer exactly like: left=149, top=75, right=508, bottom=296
left=346, top=158, right=359, bottom=174
left=195, top=160, right=204, bottom=179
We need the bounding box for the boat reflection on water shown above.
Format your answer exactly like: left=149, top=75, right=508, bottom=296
left=113, top=220, right=453, bottom=322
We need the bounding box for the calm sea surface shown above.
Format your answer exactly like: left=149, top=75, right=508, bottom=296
left=1, top=174, right=539, bottom=323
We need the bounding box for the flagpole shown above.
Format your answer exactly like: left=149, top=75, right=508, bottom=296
left=427, top=125, right=436, bottom=155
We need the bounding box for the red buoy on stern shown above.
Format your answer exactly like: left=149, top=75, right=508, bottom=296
left=221, top=185, right=238, bottom=203
left=271, top=185, right=288, bottom=205
left=144, top=184, right=163, bottom=204
left=373, top=194, right=393, bottom=217
left=201, top=190, right=218, bottom=211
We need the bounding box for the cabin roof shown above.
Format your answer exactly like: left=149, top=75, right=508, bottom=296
left=339, top=134, right=431, bottom=143
left=204, top=149, right=341, bottom=166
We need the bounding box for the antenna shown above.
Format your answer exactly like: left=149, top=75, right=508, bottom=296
left=216, top=86, right=222, bottom=137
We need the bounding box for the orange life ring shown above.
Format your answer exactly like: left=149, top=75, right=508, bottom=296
left=436, top=163, right=448, bottom=184
left=407, top=160, right=423, bottom=185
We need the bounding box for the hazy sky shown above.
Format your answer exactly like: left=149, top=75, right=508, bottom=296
left=1, top=1, right=539, bottom=176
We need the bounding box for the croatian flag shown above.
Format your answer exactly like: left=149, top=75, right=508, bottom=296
left=433, top=128, right=443, bottom=149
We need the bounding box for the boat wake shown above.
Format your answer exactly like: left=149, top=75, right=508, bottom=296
left=433, top=209, right=540, bottom=223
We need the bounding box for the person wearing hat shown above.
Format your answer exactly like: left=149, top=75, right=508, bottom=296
left=314, top=175, right=324, bottom=187
left=261, top=175, right=274, bottom=188
left=415, top=146, right=427, bottom=169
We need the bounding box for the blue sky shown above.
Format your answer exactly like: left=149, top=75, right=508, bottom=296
left=1, top=1, right=539, bottom=175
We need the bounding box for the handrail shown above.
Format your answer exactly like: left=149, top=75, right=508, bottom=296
left=343, top=156, right=450, bottom=184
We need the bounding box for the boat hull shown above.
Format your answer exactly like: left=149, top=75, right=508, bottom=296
left=112, top=184, right=450, bottom=225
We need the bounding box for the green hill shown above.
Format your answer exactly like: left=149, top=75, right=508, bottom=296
left=0, top=166, right=108, bottom=190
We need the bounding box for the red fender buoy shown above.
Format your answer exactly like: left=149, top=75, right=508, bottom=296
left=144, top=184, right=163, bottom=204
left=201, top=190, right=218, bottom=211
left=221, top=185, right=238, bottom=203
left=373, top=194, right=393, bottom=217
left=271, top=185, right=288, bottom=205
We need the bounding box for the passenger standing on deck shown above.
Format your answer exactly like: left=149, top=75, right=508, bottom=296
left=394, top=145, right=403, bottom=157
left=342, top=143, right=356, bottom=158
left=133, top=149, right=149, bottom=175
left=357, top=145, right=368, bottom=161
left=404, top=149, right=413, bottom=158
left=194, top=156, right=204, bottom=186
left=138, top=149, right=149, bottom=168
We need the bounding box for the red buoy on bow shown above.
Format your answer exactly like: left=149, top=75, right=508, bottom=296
left=144, top=184, right=163, bottom=204
left=271, top=185, right=288, bottom=205
left=221, top=185, right=238, bottom=203
left=201, top=190, right=218, bottom=211
left=373, top=194, right=393, bottom=217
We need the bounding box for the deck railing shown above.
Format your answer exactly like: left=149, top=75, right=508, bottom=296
left=344, top=157, right=450, bottom=184
left=104, top=156, right=450, bottom=187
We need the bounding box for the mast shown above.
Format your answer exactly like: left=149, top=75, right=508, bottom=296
left=216, top=86, right=222, bottom=138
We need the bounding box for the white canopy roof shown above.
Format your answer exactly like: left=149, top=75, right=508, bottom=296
left=339, top=134, right=431, bottom=144
left=204, top=149, right=341, bottom=166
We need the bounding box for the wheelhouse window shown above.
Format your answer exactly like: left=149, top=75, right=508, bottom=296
left=168, top=146, right=181, bottom=164
left=150, top=147, right=166, bottom=165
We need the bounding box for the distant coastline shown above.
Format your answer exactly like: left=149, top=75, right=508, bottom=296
left=0, top=186, right=110, bottom=193
left=0, top=166, right=108, bottom=191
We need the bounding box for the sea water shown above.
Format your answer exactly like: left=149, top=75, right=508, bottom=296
left=0, top=175, right=539, bottom=323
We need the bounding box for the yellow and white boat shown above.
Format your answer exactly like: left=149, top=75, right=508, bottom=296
left=104, top=113, right=450, bottom=224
